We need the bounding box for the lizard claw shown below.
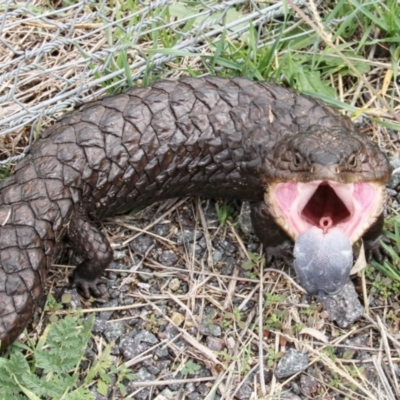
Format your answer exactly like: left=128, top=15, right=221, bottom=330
left=72, top=272, right=104, bottom=298
left=364, top=235, right=390, bottom=263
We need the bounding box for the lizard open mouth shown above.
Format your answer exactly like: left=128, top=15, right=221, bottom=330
left=267, top=180, right=386, bottom=295
left=269, top=180, right=384, bottom=244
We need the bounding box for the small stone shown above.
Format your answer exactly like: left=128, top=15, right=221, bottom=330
left=159, top=250, right=179, bottom=266
left=112, top=250, right=126, bottom=260
left=135, top=330, right=159, bottom=344
left=103, top=321, right=125, bottom=343
left=98, top=299, right=119, bottom=320
left=234, top=383, right=253, bottom=399
left=206, top=336, right=225, bottom=351
left=212, top=249, right=224, bottom=264
left=135, top=366, right=156, bottom=382
left=137, top=282, right=151, bottom=290
left=388, top=157, right=400, bottom=189
left=275, top=349, right=309, bottom=379
left=163, top=324, right=180, bottom=340
left=171, top=312, right=185, bottom=327
left=137, top=267, right=153, bottom=282
left=277, top=392, right=302, bottom=400
left=153, top=224, right=170, bottom=236
left=300, top=374, right=318, bottom=397
left=185, top=382, right=196, bottom=393
left=187, top=393, right=204, bottom=400
left=219, top=240, right=236, bottom=254
left=177, top=229, right=203, bottom=245
left=188, top=243, right=204, bottom=256
left=168, top=278, right=181, bottom=291
left=197, top=383, right=210, bottom=395
left=199, top=323, right=221, bottom=337
left=119, top=336, right=149, bottom=360
left=154, top=388, right=175, bottom=400
left=130, top=235, right=154, bottom=255
left=61, top=288, right=82, bottom=309
left=155, top=346, right=169, bottom=358
left=318, top=280, right=364, bottom=328
left=165, top=372, right=182, bottom=390
left=92, top=318, right=107, bottom=334
left=239, top=202, right=253, bottom=235
left=221, top=257, right=235, bottom=275
left=143, top=358, right=162, bottom=375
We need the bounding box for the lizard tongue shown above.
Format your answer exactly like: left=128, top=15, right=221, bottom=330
left=293, top=226, right=353, bottom=295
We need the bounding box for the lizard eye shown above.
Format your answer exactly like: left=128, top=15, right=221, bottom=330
left=294, top=152, right=302, bottom=167
left=348, top=154, right=357, bottom=168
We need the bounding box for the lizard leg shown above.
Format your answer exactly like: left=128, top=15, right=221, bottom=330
left=362, top=212, right=385, bottom=261
left=250, top=200, right=293, bottom=263
left=67, top=214, right=113, bottom=297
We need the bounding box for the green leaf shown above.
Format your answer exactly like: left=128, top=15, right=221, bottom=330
left=97, top=379, right=109, bottom=396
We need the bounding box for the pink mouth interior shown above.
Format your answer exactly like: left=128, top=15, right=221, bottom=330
left=275, top=180, right=377, bottom=240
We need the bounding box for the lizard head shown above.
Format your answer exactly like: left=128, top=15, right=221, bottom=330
left=264, top=126, right=392, bottom=295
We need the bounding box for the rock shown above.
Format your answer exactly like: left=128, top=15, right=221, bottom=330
left=206, top=336, right=225, bottom=351
left=300, top=374, right=318, bottom=397
left=197, top=383, right=211, bottom=395
left=212, top=249, right=224, bottom=264
left=199, top=323, right=222, bottom=337
left=234, top=383, right=253, bottom=399
left=276, top=392, right=302, bottom=400
left=119, top=336, right=149, bottom=360
left=218, top=239, right=236, bottom=254
left=275, top=349, right=309, bottom=379
left=168, top=278, right=181, bottom=291
left=135, top=330, right=159, bottom=344
left=137, top=267, right=153, bottom=282
left=177, top=229, right=203, bottom=245
left=155, top=346, right=169, bottom=358
left=61, top=288, right=82, bottom=309
left=388, top=157, right=400, bottom=189
left=159, top=250, right=179, bottom=266
left=98, top=299, right=119, bottom=320
left=134, top=366, right=156, bottom=382
left=318, top=280, right=364, bottom=328
left=153, top=223, right=170, bottom=236
left=103, top=321, right=126, bottom=343
left=129, top=235, right=154, bottom=255
left=187, top=392, right=204, bottom=400
left=239, top=201, right=253, bottom=235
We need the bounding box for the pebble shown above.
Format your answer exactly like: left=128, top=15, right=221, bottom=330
left=300, top=374, right=318, bottom=396
left=129, top=235, right=154, bottom=255
left=206, top=336, right=225, bottom=351
left=187, top=392, right=204, bottom=400
left=177, top=229, right=203, bottom=245
left=155, top=346, right=170, bottom=358
left=153, top=223, right=170, bottom=236
left=135, top=330, right=159, bottom=344
left=103, top=321, right=126, bottom=343
left=275, top=349, right=309, bottom=379
left=137, top=267, right=153, bottom=282
left=234, top=383, right=253, bottom=399
left=318, top=280, right=364, bottom=328
left=218, top=239, right=236, bottom=254
left=119, top=336, right=149, bottom=360
left=168, top=278, right=181, bottom=291
left=212, top=249, right=224, bottom=264
left=199, top=323, right=222, bottom=337
left=388, top=157, right=400, bottom=189
left=159, top=250, right=179, bottom=266
left=239, top=201, right=253, bottom=235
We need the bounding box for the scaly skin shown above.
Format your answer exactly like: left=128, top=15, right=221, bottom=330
left=0, top=77, right=391, bottom=348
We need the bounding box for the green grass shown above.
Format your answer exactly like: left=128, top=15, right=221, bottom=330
left=368, top=215, right=400, bottom=297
